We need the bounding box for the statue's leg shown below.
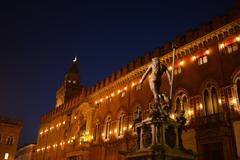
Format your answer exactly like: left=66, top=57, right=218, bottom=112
left=150, top=80, right=159, bottom=103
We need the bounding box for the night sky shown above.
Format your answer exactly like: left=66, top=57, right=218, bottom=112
left=0, top=0, right=234, bottom=146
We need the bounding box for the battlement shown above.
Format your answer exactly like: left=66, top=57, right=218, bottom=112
left=0, top=117, right=23, bottom=126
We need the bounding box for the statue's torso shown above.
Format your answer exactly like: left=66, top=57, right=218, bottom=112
left=150, top=63, right=166, bottom=81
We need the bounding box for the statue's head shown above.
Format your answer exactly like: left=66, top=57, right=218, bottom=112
left=152, top=57, right=160, bottom=64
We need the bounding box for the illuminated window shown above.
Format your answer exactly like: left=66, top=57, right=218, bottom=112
left=174, top=67, right=182, bottom=75
left=120, top=91, right=126, bottom=98
left=94, top=122, right=100, bottom=142
left=203, top=86, right=219, bottom=116
left=105, top=117, right=111, bottom=140
left=175, top=92, right=191, bottom=118
left=6, top=136, right=14, bottom=145
left=118, top=113, right=125, bottom=136
left=222, top=43, right=239, bottom=54
left=4, top=153, right=9, bottom=160
left=135, top=84, right=142, bottom=91
left=198, top=56, right=208, bottom=65
left=107, top=97, right=112, bottom=104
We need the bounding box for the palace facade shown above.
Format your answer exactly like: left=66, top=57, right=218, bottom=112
left=35, top=1, right=240, bottom=160
left=0, top=117, right=22, bottom=160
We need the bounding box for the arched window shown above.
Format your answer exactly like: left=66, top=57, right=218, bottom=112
left=182, top=96, right=188, bottom=110
left=6, top=136, right=14, bottom=145
left=175, top=91, right=192, bottom=118
left=211, top=87, right=218, bottom=114
left=204, top=89, right=211, bottom=115
left=237, top=79, right=240, bottom=104
left=118, top=112, right=125, bottom=136
left=203, top=84, right=219, bottom=116
left=176, top=98, right=181, bottom=111
left=105, top=117, right=111, bottom=140
left=94, top=122, right=100, bottom=142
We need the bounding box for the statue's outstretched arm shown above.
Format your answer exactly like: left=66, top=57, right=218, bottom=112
left=140, top=65, right=151, bottom=84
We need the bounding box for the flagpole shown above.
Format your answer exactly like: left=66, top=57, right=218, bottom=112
left=170, top=43, right=176, bottom=100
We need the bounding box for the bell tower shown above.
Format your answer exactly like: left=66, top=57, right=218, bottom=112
left=56, top=57, right=82, bottom=107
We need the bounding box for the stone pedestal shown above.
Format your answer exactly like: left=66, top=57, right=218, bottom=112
left=122, top=118, right=196, bottom=160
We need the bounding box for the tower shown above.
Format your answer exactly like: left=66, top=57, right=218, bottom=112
left=55, top=57, right=82, bottom=107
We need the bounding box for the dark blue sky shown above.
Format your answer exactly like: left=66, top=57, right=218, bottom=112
left=0, top=0, right=234, bottom=146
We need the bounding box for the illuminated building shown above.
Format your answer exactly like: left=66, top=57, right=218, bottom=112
left=15, top=144, right=36, bottom=160
left=0, top=117, right=22, bottom=160
left=35, top=2, right=240, bottom=160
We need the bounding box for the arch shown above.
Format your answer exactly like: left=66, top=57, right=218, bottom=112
left=174, top=88, right=189, bottom=112
left=232, top=68, right=240, bottom=106
left=104, top=115, right=111, bottom=140
left=118, top=112, right=126, bottom=137
left=201, top=80, right=219, bottom=116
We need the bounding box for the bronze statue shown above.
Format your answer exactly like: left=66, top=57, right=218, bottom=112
left=140, top=57, right=171, bottom=104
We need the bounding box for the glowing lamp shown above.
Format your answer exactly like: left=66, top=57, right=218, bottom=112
left=118, top=90, right=121, bottom=94
left=199, top=103, right=203, bottom=110
left=123, top=127, right=126, bottom=131
left=179, top=61, right=184, bottom=66
left=192, top=55, right=196, bottom=61
left=219, top=43, right=225, bottom=49
left=131, top=82, right=135, bottom=87
left=218, top=99, right=222, bottom=104
left=128, top=124, right=132, bottom=129
left=232, top=98, right=237, bottom=104
left=168, top=66, right=172, bottom=71
left=170, top=114, right=175, bottom=119
left=114, top=129, right=117, bottom=133
left=236, top=37, right=240, bottom=42
left=124, top=86, right=128, bottom=91
left=205, top=50, right=210, bottom=55
left=111, top=93, right=115, bottom=97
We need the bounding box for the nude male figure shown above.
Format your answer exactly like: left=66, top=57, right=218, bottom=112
left=140, top=57, right=171, bottom=103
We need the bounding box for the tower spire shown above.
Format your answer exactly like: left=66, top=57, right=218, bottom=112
left=55, top=57, right=82, bottom=107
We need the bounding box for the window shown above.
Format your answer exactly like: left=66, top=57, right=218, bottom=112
left=118, top=113, right=125, bottom=137
left=105, top=117, right=111, bottom=140
left=6, top=136, right=14, bottom=145
left=136, top=84, right=142, bottom=91
left=176, top=98, right=181, bottom=111
left=203, top=86, right=219, bottom=116
left=94, top=123, right=100, bottom=142
left=120, top=91, right=126, bottom=98
left=175, top=92, right=191, bottom=118
left=198, top=56, right=208, bottom=65
left=220, top=43, right=239, bottom=54
left=211, top=88, right=218, bottom=113
left=107, top=97, right=112, bottom=104
left=225, top=43, right=239, bottom=54
left=4, top=153, right=9, bottom=160
left=174, top=67, right=182, bottom=75
left=237, top=79, right=240, bottom=104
